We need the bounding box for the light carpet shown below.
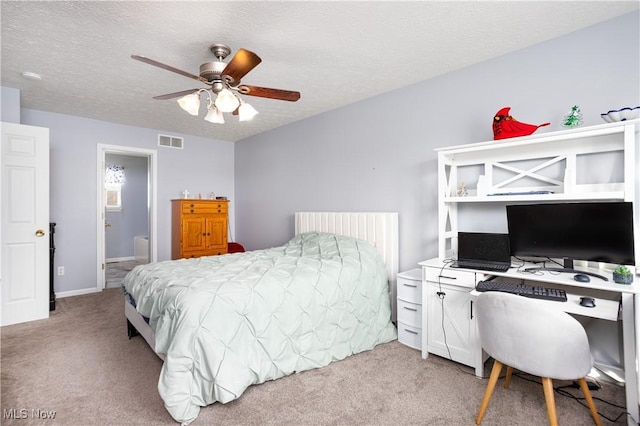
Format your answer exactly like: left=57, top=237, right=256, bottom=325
left=0, top=288, right=627, bottom=425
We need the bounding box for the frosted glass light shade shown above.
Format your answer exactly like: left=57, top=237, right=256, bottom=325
left=214, top=88, right=240, bottom=113
left=238, top=103, right=259, bottom=121
left=204, top=107, right=225, bottom=124
left=177, top=93, right=201, bottom=115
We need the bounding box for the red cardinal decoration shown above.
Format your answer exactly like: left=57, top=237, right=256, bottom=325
left=492, top=107, right=550, bottom=140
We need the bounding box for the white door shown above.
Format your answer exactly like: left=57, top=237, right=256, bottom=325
left=1, top=122, right=50, bottom=326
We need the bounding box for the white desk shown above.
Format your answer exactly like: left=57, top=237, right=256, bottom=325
left=419, top=257, right=639, bottom=426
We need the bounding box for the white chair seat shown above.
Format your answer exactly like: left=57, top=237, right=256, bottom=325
left=475, top=292, right=601, bottom=426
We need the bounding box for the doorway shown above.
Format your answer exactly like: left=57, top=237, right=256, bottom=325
left=96, top=144, right=157, bottom=291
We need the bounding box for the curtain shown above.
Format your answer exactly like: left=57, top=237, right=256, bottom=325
left=105, top=164, right=125, bottom=184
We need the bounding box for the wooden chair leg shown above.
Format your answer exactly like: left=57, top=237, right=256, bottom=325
left=577, top=378, right=602, bottom=426
left=476, top=360, right=503, bottom=425
left=541, top=377, right=558, bottom=426
left=503, top=366, right=513, bottom=388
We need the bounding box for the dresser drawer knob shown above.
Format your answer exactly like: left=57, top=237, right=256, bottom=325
left=190, top=203, right=194, bottom=207
left=190, top=209, right=194, bottom=213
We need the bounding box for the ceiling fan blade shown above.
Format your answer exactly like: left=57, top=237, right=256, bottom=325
left=221, top=49, right=262, bottom=83
left=237, top=85, right=300, bottom=102
left=153, top=89, right=201, bottom=100
left=131, top=55, right=208, bottom=83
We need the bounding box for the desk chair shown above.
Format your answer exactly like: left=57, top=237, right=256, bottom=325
left=475, top=292, right=601, bottom=426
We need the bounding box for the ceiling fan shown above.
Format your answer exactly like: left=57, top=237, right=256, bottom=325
left=131, top=43, right=300, bottom=123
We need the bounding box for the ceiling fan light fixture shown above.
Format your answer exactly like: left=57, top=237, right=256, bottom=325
left=204, top=106, right=225, bottom=124
left=238, top=102, right=259, bottom=122
left=132, top=44, right=300, bottom=125
left=177, top=93, right=201, bottom=115
left=214, top=88, right=240, bottom=113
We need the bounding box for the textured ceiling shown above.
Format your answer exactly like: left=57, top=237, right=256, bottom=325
left=2, top=1, right=638, bottom=142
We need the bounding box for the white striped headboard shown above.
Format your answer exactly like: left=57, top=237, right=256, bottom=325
left=294, top=211, right=399, bottom=321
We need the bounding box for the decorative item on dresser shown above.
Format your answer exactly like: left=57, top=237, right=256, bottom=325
left=171, top=199, right=229, bottom=259
left=396, top=268, right=423, bottom=350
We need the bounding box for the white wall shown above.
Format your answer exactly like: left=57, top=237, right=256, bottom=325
left=235, top=11, right=640, bottom=273
left=18, top=109, right=234, bottom=294
left=2, top=11, right=638, bottom=293
left=0, top=87, right=20, bottom=123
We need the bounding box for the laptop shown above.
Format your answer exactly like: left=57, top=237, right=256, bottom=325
left=450, top=232, right=512, bottom=272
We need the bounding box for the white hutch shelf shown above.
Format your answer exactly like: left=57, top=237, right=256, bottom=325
left=435, top=119, right=639, bottom=266
left=424, top=120, right=640, bottom=425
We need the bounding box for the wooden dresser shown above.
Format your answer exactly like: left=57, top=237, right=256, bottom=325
left=171, top=199, right=229, bottom=259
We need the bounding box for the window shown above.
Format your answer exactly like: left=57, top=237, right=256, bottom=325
left=105, top=184, right=122, bottom=211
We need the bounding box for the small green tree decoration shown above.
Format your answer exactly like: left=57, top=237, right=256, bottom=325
left=613, top=265, right=633, bottom=284
left=562, top=105, right=583, bottom=128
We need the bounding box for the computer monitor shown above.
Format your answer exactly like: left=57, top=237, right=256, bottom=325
left=506, top=201, right=635, bottom=267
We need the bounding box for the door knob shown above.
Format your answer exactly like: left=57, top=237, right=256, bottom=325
left=35, top=229, right=45, bottom=237
left=105, top=222, right=112, bottom=228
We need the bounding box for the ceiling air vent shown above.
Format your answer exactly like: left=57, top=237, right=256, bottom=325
left=158, top=134, right=183, bottom=149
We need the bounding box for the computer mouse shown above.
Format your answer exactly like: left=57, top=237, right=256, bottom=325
left=579, top=296, right=596, bottom=308
left=574, top=274, right=591, bottom=283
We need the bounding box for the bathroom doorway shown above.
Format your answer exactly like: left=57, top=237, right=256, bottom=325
left=97, top=145, right=157, bottom=291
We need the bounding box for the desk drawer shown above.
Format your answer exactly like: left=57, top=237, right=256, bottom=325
left=397, top=277, right=422, bottom=303
left=182, top=203, right=228, bottom=214
left=397, top=299, right=422, bottom=327
left=423, top=267, right=477, bottom=288
left=397, top=322, right=422, bottom=350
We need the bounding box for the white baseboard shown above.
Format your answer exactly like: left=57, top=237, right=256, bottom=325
left=56, top=288, right=100, bottom=298
left=106, top=256, right=135, bottom=263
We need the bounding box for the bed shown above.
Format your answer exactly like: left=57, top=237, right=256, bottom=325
left=123, top=212, right=398, bottom=425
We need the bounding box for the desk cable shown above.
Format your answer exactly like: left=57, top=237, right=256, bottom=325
left=436, top=260, right=454, bottom=363
left=444, top=259, right=634, bottom=422
left=514, top=371, right=631, bottom=424
left=514, top=256, right=569, bottom=277
left=436, top=259, right=488, bottom=378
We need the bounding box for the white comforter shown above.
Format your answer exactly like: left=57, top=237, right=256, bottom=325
left=123, top=232, right=397, bottom=424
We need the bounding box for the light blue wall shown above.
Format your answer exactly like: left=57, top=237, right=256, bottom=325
left=18, top=109, right=234, bottom=294
left=105, top=154, right=148, bottom=260
left=235, top=12, right=640, bottom=273
left=3, top=11, right=638, bottom=294
left=0, top=86, right=20, bottom=123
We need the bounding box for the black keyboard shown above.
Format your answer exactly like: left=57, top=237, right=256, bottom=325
left=451, top=260, right=510, bottom=272
left=475, top=280, right=567, bottom=302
